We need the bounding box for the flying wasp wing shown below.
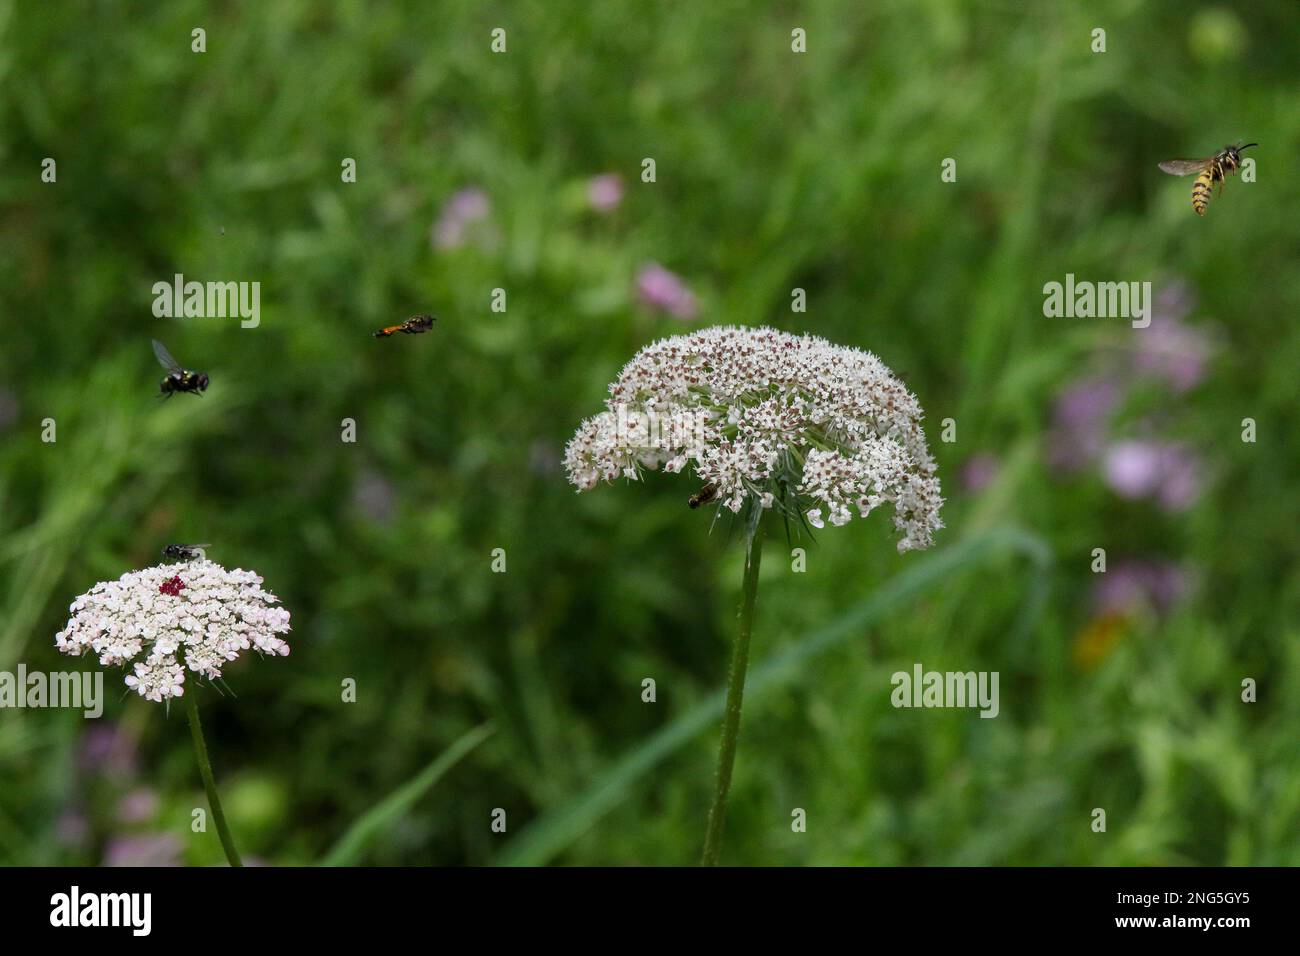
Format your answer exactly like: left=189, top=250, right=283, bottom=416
left=152, top=339, right=183, bottom=372
left=1158, top=159, right=1211, bottom=177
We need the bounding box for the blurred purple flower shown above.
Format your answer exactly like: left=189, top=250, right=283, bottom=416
left=56, top=810, right=89, bottom=847
left=116, top=788, right=160, bottom=825
left=1153, top=279, right=1195, bottom=324
left=1047, top=376, right=1122, bottom=473
left=1047, top=278, right=1214, bottom=513
left=1101, top=440, right=1164, bottom=498
left=960, top=453, right=1000, bottom=493
left=79, top=724, right=138, bottom=781
left=635, top=262, right=698, bottom=320
left=587, top=173, right=623, bottom=213
left=103, top=832, right=182, bottom=867
left=1133, top=283, right=1214, bottom=393
left=1154, top=445, right=1205, bottom=511
left=1093, top=560, right=1190, bottom=616
left=1102, top=440, right=1204, bottom=511
left=431, top=188, right=491, bottom=250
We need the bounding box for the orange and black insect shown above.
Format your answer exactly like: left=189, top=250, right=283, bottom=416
left=1158, top=143, right=1255, bottom=217
left=688, top=483, right=719, bottom=509
left=373, top=314, right=436, bottom=338
left=152, top=339, right=209, bottom=398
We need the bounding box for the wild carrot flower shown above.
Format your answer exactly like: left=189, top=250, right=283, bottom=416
left=55, top=558, right=288, bottom=866
left=55, top=559, right=291, bottom=702
left=564, top=325, right=944, bottom=552
left=565, top=325, right=942, bottom=865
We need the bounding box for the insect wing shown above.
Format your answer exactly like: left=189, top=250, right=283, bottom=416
left=168, top=543, right=211, bottom=559
left=152, top=339, right=183, bottom=372
left=1158, top=159, right=1210, bottom=177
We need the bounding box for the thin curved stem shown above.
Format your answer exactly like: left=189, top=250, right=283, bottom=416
left=701, top=516, right=765, bottom=865
left=183, top=688, right=243, bottom=867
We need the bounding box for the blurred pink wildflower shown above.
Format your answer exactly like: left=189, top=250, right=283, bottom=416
left=431, top=187, right=491, bottom=250
left=587, top=173, right=623, bottom=213
left=635, top=262, right=699, bottom=320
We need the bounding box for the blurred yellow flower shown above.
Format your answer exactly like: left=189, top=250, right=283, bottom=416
left=1072, top=609, right=1130, bottom=671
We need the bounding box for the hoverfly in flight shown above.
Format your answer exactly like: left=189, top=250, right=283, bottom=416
left=1158, top=143, right=1255, bottom=217
left=163, top=543, right=210, bottom=561
left=152, top=339, right=209, bottom=398
left=373, top=314, right=436, bottom=338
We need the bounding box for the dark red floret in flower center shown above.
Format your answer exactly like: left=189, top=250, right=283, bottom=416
left=159, top=575, right=187, bottom=596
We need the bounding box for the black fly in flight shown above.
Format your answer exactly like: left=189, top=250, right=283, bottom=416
left=152, top=340, right=209, bottom=398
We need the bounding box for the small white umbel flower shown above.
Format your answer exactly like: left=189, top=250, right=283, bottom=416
left=564, top=325, right=944, bottom=552
left=55, top=559, right=291, bottom=702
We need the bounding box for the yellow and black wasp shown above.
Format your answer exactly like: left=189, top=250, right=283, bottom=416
left=1158, top=143, right=1255, bottom=217
left=152, top=339, right=209, bottom=398
left=373, top=314, right=436, bottom=338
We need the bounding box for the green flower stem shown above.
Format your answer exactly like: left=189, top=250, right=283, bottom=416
left=183, top=688, right=243, bottom=867
left=701, top=515, right=765, bottom=865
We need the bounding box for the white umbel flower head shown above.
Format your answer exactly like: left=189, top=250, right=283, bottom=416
left=54, top=559, right=291, bottom=702
left=564, top=325, right=943, bottom=552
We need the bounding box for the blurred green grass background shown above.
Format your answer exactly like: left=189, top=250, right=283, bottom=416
left=1, top=0, right=1298, bottom=866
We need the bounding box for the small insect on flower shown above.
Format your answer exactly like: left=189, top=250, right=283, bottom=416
left=373, top=314, right=436, bottom=338
left=55, top=559, right=291, bottom=702
left=152, top=339, right=209, bottom=398
left=163, top=543, right=210, bottom=562
left=688, top=483, right=719, bottom=509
